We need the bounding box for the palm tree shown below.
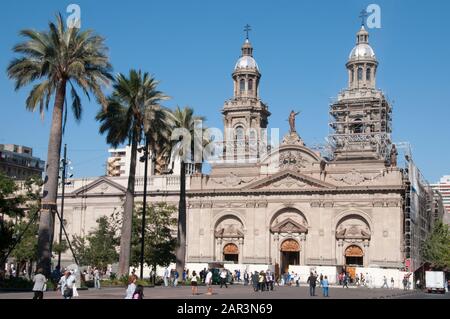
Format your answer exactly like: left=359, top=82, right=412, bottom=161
left=7, top=14, right=113, bottom=276
left=96, top=70, right=169, bottom=276
left=166, top=106, right=207, bottom=278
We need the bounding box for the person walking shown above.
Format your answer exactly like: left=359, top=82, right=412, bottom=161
left=125, top=275, right=137, bottom=299
left=402, top=277, right=408, bottom=290
left=173, top=270, right=179, bottom=287
left=57, top=271, right=69, bottom=298
left=94, top=267, right=101, bottom=289
left=32, top=268, right=47, bottom=299
left=163, top=267, right=169, bottom=287
left=133, top=285, right=144, bottom=299
left=319, top=273, right=323, bottom=287
left=191, top=271, right=198, bottom=295
left=390, top=277, right=395, bottom=289
left=381, top=276, right=389, bottom=288
left=342, top=273, right=349, bottom=288
left=64, top=271, right=76, bottom=299
left=252, top=271, right=259, bottom=292
left=219, top=269, right=228, bottom=288
left=244, top=270, right=249, bottom=286
left=322, top=276, right=329, bottom=297
left=205, top=269, right=213, bottom=295
left=307, top=272, right=317, bottom=296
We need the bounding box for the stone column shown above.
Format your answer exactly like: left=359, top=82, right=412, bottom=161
left=363, top=240, right=370, bottom=267
left=216, top=238, right=222, bottom=262
left=300, top=233, right=306, bottom=265
left=337, top=239, right=344, bottom=265
left=238, top=238, right=244, bottom=264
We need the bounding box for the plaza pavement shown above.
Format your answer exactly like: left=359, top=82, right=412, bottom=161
left=1, top=284, right=448, bottom=299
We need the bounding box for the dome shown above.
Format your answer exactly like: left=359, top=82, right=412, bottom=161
left=234, top=56, right=259, bottom=71
left=349, top=43, right=376, bottom=60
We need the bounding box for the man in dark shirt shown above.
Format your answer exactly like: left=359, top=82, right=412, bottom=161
left=307, top=272, right=317, bottom=296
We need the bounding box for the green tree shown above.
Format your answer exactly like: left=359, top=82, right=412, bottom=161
left=0, top=175, right=42, bottom=276
left=72, top=215, right=120, bottom=270
left=132, top=203, right=177, bottom=275
left=96, top=70, right=169, bottom=276
left=421, top=222, right=450, bottom=269
left=166, top=106, right=207, bottom=278
left=7, top=14, right=113, bottom=276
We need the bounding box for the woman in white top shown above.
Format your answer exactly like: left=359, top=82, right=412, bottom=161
left=191, top=271, right=198, bottom=295
left=125, top=275, right=137, bottom=299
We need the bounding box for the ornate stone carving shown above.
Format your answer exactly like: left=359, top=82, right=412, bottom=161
left=330, top=169, right=383, bottom=186
left=282, top=132, right=304, bottom=146
left=211, top=172, right=256, bottom=187
left=280, top=239, right=300, bottom=252
left=271, top=218, right=308, bottom=234
left=279, top=150, right=308, bottom=170
left=336, top=216, right=371, bottom=240
left=344, top=245, right=364, bottom=257
left=272, top=176, right=307, bottom=189
left=223, top=243, right=239, bottom=254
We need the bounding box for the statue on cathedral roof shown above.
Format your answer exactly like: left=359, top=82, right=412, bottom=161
left=289, top=110, right=300, bottom=133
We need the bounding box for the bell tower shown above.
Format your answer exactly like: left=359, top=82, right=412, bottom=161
left=222, top=26, right=270, bottom=162
left=329, top=23, right=392, bottom=161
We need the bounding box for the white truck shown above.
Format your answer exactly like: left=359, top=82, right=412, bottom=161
left=425, top=271, right=446, bottom=294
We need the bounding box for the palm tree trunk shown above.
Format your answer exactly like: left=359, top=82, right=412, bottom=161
left=176, top=160, right=186, bottom=279
left=37, top=80, right=66, bottom=277
left=118, top=133, right=138, bottom=277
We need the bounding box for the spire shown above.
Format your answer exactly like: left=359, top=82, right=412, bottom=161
left=356, top=25, right=369, bottom=44
left=242, top=24, right=253, bottom=56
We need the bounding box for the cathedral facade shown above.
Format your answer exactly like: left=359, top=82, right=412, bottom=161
left=57, top=25, right=409, bottom=280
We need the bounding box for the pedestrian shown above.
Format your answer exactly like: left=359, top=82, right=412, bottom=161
left=125, top=275, right=137, bottom=299
left=252, top=271, right=259, bottom=291
left=163, top=267, right=169, bottom=287
left=205, top=269, right=213, bottom=295
left=402, top=277, right=408, bottom=291
left=191, top=271, right=198, bottom=295
left=390, top=277, right=395, bottom=289
left=343, top=273, right=349, bottom=288
left=319, top=273, right=323, bottom=287
left=220, top=269, right=228, bottom=288
left=64, top=271, right=76, bottom=299
left=258, top=271, right=265, bottom=292
left=307, top=272, right=317, bottom=296
left=381, top=276, right=388, bottom=288
left=133, top=284, right=144, bottom=299
left=173, top=270, right=179, bottom=287
left=32, top=268, right=47, bottom=299
left=322, top=276, right=329, bottom=297
left=57, top=271, right=68, bottom=298
left=244, top=270, right=249, bottom=286
left=94, top=267, right=101, bottom=289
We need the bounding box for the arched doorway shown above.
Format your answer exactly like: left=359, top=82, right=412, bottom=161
left=280, top=239, right=300, bottom=273
left=223, top=243, right=239, bottom=264
left=345, top=245, right=364, bottom=266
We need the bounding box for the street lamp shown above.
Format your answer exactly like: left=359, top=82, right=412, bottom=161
left=57, top=144, right=73, bottom=272
left=139, top=136, right=150, bottom=280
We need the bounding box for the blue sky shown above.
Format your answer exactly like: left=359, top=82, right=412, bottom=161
left=0, top=0, right=449, bottom=182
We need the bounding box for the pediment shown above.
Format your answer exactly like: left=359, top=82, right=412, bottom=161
left=244, top=170, right=334, bottom=190
left=71, top=177, right=126, bottom=196
left=271, top=218, right=308, bottom=233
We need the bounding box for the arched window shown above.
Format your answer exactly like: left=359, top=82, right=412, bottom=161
left=351, top=69, right=354, bottom=82
left=366, top=68, right=371, bottom=81
left=239, top=79, right=245, bottom=92
left=352, top=119, right=363, bottom=134
left=248, top=79, right=253, bottom=91
left=235, top=126, right=245, bottom=142
left=357, top=68, right=363, bottom=81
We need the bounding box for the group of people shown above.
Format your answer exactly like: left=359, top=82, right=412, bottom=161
left=124, top=275, right=144, bottom=299
left=250, top=270, right=275, bottom=292
left=306, top=272, right=330, bottom=297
